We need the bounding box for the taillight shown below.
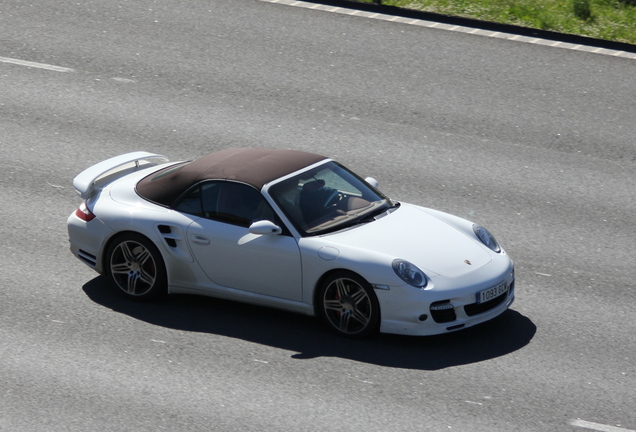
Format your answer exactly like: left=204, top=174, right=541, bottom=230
left=75, top=201, right=96, bottom=222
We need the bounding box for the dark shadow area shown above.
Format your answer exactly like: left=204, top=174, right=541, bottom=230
left=83, top=276, right=536, bottom=370
left=310, top=0, right=636, bottom=53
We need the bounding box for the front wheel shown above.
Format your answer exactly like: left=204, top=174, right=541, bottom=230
left=105, top=233, right=167, bottom=301
left=318, top=272, right=380, bottom=338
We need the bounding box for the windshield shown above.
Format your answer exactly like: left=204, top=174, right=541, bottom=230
left=268, top=161, right=391, bottom=236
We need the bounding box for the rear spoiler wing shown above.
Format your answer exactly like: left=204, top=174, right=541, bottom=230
left=73, top=151, right=170, bottom=199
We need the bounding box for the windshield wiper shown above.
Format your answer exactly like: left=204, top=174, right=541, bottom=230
left=321, top=201, right=400, bottom=234
left=359, top=200, right=400, bottom=222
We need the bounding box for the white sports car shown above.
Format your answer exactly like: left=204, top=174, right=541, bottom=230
left=68, top=148, right=515, bottom=337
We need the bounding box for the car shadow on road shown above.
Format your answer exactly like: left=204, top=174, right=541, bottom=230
left=83, top=276, right=536, bottom=370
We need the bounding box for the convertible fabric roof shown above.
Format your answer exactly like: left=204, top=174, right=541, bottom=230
left=136, top=147, right=327, bottom=207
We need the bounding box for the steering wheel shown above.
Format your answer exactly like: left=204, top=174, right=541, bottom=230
left=323, top=189, right=343, bottom=208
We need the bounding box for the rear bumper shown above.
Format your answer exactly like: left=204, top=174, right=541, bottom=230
left=67, top=212, right=114, bottom=274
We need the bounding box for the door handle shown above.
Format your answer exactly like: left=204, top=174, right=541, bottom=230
left=190, top=234, right=211, bottom=246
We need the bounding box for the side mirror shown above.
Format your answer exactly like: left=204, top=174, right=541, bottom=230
left=365, top=177, right=379, bottom=189
left=249, top=220, right=282, bottom=235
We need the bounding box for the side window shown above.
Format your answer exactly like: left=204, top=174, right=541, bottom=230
left=173, top=182, right=225, bottom=218
left=175, top=181, right=277, bottom=228
left=200, top=182, right=222, bottom=217
left=215, top=182, right=274, bottom=227
left=174, top=184, right=205, bottom=216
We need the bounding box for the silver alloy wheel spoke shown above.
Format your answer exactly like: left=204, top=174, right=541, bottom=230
left=111, top=240, right=156, bottom=296
left=119, top=241, right=135, bottom=263
left=127, top=271, right=140, bottom=294
left=110, top=262, right=132, bottom=275
left=339, top=310, right=352, bottom=331
left=137, top=266, right=155, bottom=286
left=335, top=278, right=348, bottom=298
left=350, top=307, right=370, bottom=326
left=350, top=287, right=367, bottom=305
left=324, top=277, right=372, bottom=334
left=136, top=248, right=151, bottom=267
left=324, top=299, right=344, bottom=312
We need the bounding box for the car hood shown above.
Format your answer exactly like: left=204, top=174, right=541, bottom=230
left=323, top=204, right=492, bottom=277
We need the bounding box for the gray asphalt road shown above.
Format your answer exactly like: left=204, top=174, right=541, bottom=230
left=1, top=1, right=634, bottom=431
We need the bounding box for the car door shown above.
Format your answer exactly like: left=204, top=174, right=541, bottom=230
left=179, top=181, right=303, bottom=301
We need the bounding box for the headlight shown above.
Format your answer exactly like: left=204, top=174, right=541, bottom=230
left=392, top=259, right=428, bottom=288
left=473, top=225, right=501, bottom=253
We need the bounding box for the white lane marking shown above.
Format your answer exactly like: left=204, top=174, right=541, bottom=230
left=570, top=419, right=636, bottom=432
left=111, top=77, right=137, bottom=83
left=0, top=56, right=75, bottom=73
left=259, top=0, right=636, bottom=60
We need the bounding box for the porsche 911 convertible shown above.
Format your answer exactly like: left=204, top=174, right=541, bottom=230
left=68, top=148, right=514, bottom=337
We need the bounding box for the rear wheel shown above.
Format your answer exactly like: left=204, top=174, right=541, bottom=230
left=318, top=271, right=380, bottom=338
left=105, top=233, right=167, bottom=301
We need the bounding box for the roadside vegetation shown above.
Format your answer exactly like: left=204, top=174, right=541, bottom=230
left=358, top=0, right=636, bottom=44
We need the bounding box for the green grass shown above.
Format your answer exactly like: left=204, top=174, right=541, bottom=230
left=358, top=0, right=636, bottom=44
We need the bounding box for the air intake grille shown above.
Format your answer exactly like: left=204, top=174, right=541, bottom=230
left=78, top=249, right=97, bottom=267
left=430, top=301, right=456, bottom=323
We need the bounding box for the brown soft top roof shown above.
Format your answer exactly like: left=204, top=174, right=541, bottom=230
left=136, top=147, right=327, bottom=207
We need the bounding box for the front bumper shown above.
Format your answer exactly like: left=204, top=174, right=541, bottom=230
left=377, top=264, right=515, bottom=336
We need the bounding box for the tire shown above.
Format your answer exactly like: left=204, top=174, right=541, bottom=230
left=317, top=271, right=380, bottom=338
left=105, top=233, right=167, bottom=301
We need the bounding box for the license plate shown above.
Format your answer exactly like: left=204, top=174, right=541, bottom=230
left=477, top=281, right=508, bottom=304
